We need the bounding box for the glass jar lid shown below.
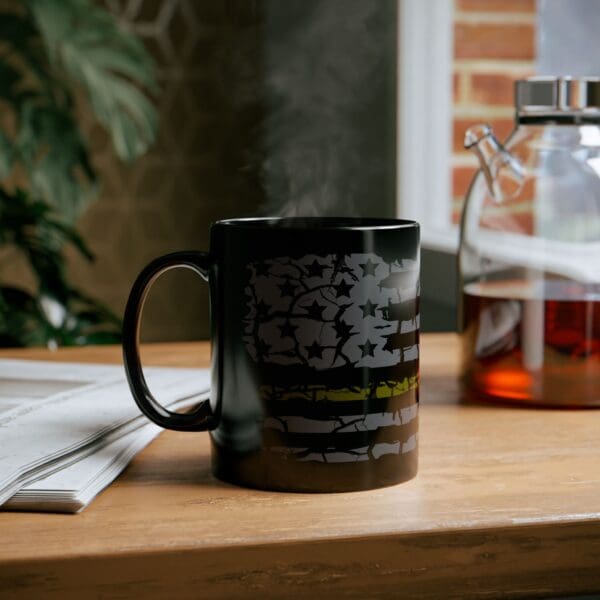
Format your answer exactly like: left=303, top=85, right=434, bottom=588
left=516, top=76, right=600, bottom=123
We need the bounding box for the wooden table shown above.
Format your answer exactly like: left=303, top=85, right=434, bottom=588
left=1, top=334, right=599, bottom=599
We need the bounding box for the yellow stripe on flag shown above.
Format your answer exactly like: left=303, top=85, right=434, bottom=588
left=261, top=376, right=418, bottom=402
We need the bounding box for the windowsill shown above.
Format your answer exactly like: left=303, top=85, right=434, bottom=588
left=421, top=225, right=459, bottom=254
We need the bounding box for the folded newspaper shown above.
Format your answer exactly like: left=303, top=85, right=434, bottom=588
left=0, top=359, right=210, bottom=513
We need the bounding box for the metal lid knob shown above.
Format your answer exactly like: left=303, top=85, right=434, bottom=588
left=580, top=78, right=600, bottom=109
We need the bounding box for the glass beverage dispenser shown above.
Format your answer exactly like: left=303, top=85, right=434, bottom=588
left=460, top=77, right=600, bottom=406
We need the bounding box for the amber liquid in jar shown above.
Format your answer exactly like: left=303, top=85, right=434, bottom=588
left=462, top=280, right=600, bottom=406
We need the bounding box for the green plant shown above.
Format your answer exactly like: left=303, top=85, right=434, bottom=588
left=0, top=0, right=158, bottom=346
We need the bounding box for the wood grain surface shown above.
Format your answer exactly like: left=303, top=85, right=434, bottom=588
left=1, top=334, right=600, bottom=599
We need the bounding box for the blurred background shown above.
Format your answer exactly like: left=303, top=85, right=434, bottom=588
left=87, top=0, right=398, bottom=343
left=0, top=0, right=591, bottom=345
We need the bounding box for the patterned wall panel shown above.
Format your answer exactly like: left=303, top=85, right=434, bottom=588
left=64, top=0, right=396, bottom=343
left=68, top=0, right=265, bottom=342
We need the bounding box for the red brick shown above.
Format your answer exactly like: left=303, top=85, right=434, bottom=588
left=455, top=203, right=535, bottom=233
left=480, top=211, right=534, bottom=234
left=452, top=205, right=464, bottom=225
left=457, top=0, right=535, bottom=13
left=454, top=73, right=461, bottom=103
left=453, top=166, right=478, bottom=198
left=471, top=73, right=517, bottom=106
left=496, top=178, right=536, bottom=207
left=453, top=118, right=515, bottom=154
left=454, top=23, right=535, bottom=60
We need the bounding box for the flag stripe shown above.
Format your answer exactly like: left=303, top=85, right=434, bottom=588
left=262, top=419, right=418, bottom=451
left=264, top=404, right=418, bottom=434
left=269, top=433, right=418, bottom=463
left=255, top=359, right=419, bottom=389
left=264, top=388, right=418, bottom=418
left=261, top=375, right=418, bottom=403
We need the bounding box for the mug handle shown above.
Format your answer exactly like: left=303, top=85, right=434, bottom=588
left=122, top=251, right=217, bottom=432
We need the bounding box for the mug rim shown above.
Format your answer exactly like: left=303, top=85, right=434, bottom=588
left=213, top=217, right=419, bottom=231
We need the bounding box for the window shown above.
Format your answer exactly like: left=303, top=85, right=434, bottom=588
left=397, top=0, right=536, bottom=253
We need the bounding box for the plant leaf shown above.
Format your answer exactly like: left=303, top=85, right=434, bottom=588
left=27, top=0, right=158, bottom=162
left=16, top=101, right=97, bottom=219
left=0, top=131, right=13, bottom=178
left=0, top=9, right=66, bottom=101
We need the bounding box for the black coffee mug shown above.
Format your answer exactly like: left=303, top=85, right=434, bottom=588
left=123, top=217, right=420, bottom=492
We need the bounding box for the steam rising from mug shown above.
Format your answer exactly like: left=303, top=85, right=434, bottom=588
left=260, top=0, right=396, bottom=217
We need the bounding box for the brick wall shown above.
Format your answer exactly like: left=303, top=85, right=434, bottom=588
left=452, top=0, right=536, bottom=224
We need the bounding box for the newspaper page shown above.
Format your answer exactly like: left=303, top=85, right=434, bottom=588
left=5, top=392, right=207, bottom=513
left=0, top=359, right=210, bottom=507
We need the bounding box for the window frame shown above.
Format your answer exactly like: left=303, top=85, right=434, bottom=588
left=396, top=0, right=458, bottom=253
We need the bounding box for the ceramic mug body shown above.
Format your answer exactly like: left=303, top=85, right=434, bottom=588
left=123, top=217, right=420, bottom=492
